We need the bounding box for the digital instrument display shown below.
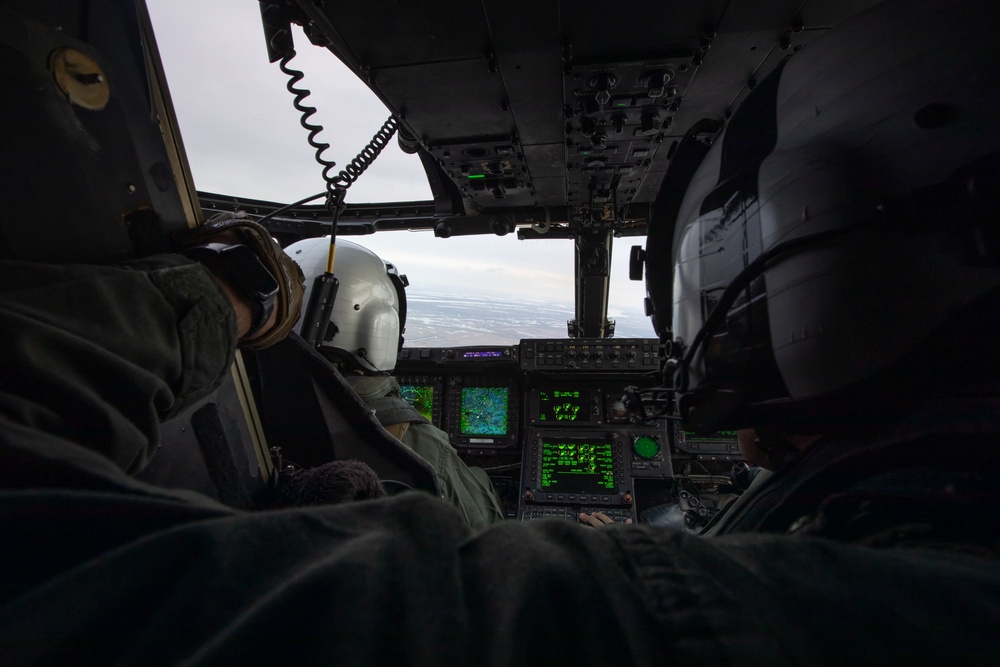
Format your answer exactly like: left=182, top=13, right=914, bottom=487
left=539, top=438, right=616, bottom=495
left=460, top=386, right=509, bottom=436
left=633, top=435, right=660, bottom=459
left=537, top=389, right=590, bottom=423
left=463, top=350, right=503, bottom=358
left=672, top=425, right=743, bottom=458
left=399, top=384, right=435, bottom=423
left=680, top=429, right=740, bottom=442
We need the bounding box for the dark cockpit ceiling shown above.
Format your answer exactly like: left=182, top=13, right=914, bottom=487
left=272, top=0, right=882, bottom=232
left=239, top=0, right=885, bottom=338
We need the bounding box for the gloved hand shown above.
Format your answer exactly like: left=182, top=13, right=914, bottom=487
left=174, top=211, right=305, bottom=348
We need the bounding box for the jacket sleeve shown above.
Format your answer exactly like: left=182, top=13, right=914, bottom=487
left=403, top=421, right=506, bottom=530
left=2, top=489, right=998, bottom=666
left=0, top=255, right=237, bottom=475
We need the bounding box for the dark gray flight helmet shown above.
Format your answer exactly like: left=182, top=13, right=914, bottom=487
left=654, top=0, right=1000, bottom=430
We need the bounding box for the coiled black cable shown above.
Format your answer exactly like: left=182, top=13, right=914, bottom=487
left=274, top=44, right=403, bottom=344
left=278, top=52, right=339, bottom=209
left=277, top=51, right=399, bottom=216
left=330, top=114, right=399, bottom=191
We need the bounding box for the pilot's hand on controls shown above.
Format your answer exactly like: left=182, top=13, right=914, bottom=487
left=578, top=511, right=632, bottom=527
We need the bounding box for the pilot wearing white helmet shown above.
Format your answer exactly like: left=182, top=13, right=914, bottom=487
left=287, top=237, right=504, bottom=530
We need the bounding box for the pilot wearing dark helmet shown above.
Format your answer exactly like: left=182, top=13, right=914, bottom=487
left=1, top=0, right=1000, bottom=664
left=642, top=0, right=1000, bottom=541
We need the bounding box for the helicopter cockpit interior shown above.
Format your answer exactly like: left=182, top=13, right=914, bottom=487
left=2, top=0, right=886, bottom=527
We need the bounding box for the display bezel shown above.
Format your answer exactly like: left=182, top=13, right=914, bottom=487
left=537, top=437, right=617, bottom=495
left=458, top=385, right=510, bottom=437
left=445, top=377, right=519, bottom=449
left=520, top=429, right=630, bottom=506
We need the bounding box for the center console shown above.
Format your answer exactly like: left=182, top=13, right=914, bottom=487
left=395, top=337, right=744, bottom=524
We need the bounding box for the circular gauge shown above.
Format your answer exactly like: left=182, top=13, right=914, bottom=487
left=633, top=436, right=660, bottom=459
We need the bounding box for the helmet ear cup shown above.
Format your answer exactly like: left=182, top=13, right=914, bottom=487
left=352, top=301, right=400, bottom=371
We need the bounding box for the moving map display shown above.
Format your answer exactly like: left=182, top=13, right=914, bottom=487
left=539, top=439, right=616, bottom=494
left=460, top=386, right=509, bottom=436
left=399, top=384, right=435, bottom=423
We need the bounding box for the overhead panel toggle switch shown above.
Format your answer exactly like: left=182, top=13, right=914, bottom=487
left=639, top=110, right=661, bottom=136
left=589, top=72, right=619, bottom=107
left=638, top=68, right=674, bottom=99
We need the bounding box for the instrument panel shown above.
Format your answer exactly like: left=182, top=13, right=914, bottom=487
left=395, top=338, right=744, bottom=523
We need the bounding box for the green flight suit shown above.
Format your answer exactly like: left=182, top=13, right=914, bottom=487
left=344, top=374, right=505, bottom=530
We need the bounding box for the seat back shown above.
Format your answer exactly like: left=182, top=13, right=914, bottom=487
left=247, top=334, right=439, bottom=496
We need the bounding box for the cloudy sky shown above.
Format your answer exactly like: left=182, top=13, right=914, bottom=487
left=145, top=0, right=653, bottom=339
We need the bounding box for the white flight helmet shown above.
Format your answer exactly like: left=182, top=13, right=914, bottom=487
left=287, top=237, right=407, bottom=373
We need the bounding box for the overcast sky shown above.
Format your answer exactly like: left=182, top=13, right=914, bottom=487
left=146, top=0, right=653, bottom=338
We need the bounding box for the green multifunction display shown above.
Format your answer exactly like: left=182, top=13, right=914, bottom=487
left=460, top=386, right=509, bottom=436
left=540, top=439, right=615, bottom=495
left=399, top=385, right=435, bottom=424
left=536, top=389, right=590, bottom=423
